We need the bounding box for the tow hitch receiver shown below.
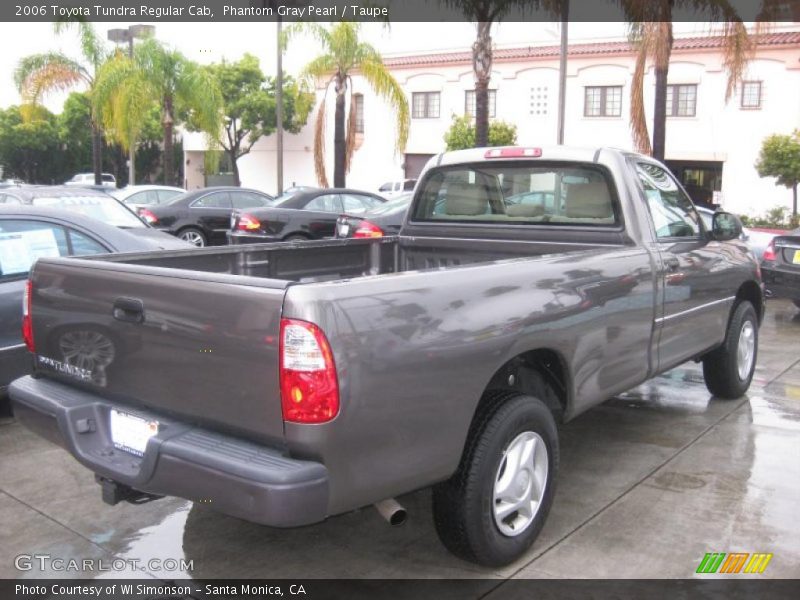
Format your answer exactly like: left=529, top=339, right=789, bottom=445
left=96, top=475, right=163, bottom=506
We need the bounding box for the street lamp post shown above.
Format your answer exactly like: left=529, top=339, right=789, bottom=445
left=108, top=25, right=155, bottom=186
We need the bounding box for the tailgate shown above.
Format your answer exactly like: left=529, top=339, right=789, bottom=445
left=28, top=258, right=288, bottom=445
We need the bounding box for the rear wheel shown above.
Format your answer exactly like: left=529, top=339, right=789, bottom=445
left=432, top=388, right=559, bottom=567
left=283, top=234, right=308, bottom=242
left=178, top=227, right=206, bottom=247
left=702, top=301, right=758, bottom=399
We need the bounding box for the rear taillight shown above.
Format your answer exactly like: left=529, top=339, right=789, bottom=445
left=353, top=220, right=384, bottom=238
left=484, top=147, right=542, bottom=159
left=139, top=209, right=158, bottom=224
left=237, top=213, right=262, bottom=231
left=22, top=280, right=34, bottom=353
left=762, top=240, right=776, bottom=262
left=279, top=318, right=339, bottom=424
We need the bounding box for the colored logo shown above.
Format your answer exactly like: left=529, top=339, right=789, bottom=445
left=696, top=552, right=773, bottom=574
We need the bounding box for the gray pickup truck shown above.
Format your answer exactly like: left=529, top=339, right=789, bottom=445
left=10, top=147, right=763, bottom=566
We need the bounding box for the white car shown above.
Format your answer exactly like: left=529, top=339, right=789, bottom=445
left=378, top=178, right=416, bottom=198
left=111, top=185, right=186, bottom=214
left=65, top=173, right=117, bottom=189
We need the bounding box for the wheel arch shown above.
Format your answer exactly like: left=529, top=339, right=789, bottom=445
left=736, top=280, right=764, bottom=324
left=480, top=348, right=571, bottom=424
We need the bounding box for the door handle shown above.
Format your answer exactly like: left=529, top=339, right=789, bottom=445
left=112, top=297, right=145, bottom=324
left=664, top=257, right=680, bottom=271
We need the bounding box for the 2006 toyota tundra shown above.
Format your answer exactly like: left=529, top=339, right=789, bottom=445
left=10, top=147, right=763, bottom=566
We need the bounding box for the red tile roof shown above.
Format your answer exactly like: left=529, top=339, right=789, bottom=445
left=382, top=31, right=800, bottom=68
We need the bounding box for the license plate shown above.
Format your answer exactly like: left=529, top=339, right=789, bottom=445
left=793, top=250, right=800, bottom=265
left=338, top=223, right=350, bottom=237
left=110, top=410, right=158, bottom=456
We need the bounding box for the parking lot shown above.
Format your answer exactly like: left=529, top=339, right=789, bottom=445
left=1, top=299, right=798, bottom=583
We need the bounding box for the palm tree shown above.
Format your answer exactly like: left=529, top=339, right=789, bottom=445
left=15, top=22, right=107, bottom=185
left=440, top=1, right=557, bottom=147
left=93, top=38, right=222, bottom=186
left=624, top=1, right=755, bottom=160
left=284, top=22, right=409, bottom=188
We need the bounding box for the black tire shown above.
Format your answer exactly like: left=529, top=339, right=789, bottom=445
left=702, top=301, right=758, bottom=399
left=283, top=234, right=309, bottom=242
left=793, top=299, right=800, bottom=310
left=177, top=227, right=206, bottom=247
left=432, top=386, right=559, bottom=567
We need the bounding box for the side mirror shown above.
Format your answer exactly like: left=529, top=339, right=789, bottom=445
left=711, top=211, right=743, bottom=241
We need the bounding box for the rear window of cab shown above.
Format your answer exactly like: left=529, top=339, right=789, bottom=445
left=411, top=162, right=620, bottom=227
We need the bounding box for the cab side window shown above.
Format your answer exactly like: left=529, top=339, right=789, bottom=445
left=636, top=163, right=701, bottom=239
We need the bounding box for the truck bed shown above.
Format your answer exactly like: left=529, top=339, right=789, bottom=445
left=88, top=234, right=625, bottom=284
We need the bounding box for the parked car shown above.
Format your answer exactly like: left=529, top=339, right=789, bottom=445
left=111, top=185, right=185, bottom=214
left=0, top=186, right=189, bottom=246
left=230, top=188, right=386, bottom=243
left=0, top=205, right=189, bottom=397
left=336, top=192, right=413, bottom=238
left=761, top=227, right=800, bottom=307
left=10, top=146, right=763, bottom=567
left=65, top=173, right=117, bottom=189
left=378, top=178, right=416, bottom=198
left=139, top=187, right=275, bottom=246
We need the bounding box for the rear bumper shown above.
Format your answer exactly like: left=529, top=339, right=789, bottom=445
left=9, top=376, right=329, bottom=527
left=762, top=264, right=800, bottom=300
left=227, top=232, right=281, bottom=244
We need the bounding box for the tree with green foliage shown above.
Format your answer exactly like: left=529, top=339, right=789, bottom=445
left=15, top=21, right=108, bottom=184
left=198, top=54, right=313, bottom=186
left=756, top=130, right=800, bottom=217
left=0, top=105, right=62, bottom=183
left=444, top=114, right=517, bottom=151
left=439, top=1, right=554, bottom=147
left=93, top=38, right=222, bottom=186
left=284, top=22, right=409, bottom=188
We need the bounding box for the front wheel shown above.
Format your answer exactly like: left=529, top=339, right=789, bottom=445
left=702, top=301, right=758, bottom=399
left=432, top=390, right=559, bottom=567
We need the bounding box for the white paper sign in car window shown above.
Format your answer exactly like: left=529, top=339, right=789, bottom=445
left=0, top=229, right=60, bottom=276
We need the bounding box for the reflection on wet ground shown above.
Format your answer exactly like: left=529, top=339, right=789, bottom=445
left=1, top=300, right=798, bottom=583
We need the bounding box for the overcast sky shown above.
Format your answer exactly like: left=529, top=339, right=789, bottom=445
left=0, top=21, right=717, bottom=113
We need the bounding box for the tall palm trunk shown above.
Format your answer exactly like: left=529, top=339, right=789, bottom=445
left=163, top=95, right=175, bottom=186
left=333, top=73, right=347, bottom=187
left=91, top=118, right=103, bottom=185
left=473, top=21, right=493, bottom=148
left=652, top=20, right=673, bottom=161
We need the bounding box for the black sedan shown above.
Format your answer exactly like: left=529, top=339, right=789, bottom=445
left=229, top=188, right=386, bottom=243
left=335, top=192, right=413, bottom=238
left=141, top=187, right=275, bottom=246
left=0, top=205, right=190, bottom=397
left=0, top=185, right=194, bottom=248
left=761, top=228, right=800, bottom=308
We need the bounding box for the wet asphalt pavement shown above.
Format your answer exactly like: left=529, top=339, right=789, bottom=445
left=1, top=299, right=798, bottom=583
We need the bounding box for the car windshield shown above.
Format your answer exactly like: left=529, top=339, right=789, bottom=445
left=32, top=195, right=146, bottom=228
left=366, top=193, right=413, bottom=216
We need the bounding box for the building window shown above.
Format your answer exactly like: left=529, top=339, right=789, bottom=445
left=465, top=90, right=497, bottom=118
left=354, top=94, right=364, bottom=133
left=740, top=81, right=762, bottom=109
left=412, top=92, right=440, bottom=119
left=584, top=86, right=622, bottom=117
left=666, top=84, right=697, bottom=117
left=530, top=86, right=549, bottom=116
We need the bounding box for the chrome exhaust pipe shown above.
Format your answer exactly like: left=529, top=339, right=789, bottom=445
left=374, top=498, right=407, bottom=526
